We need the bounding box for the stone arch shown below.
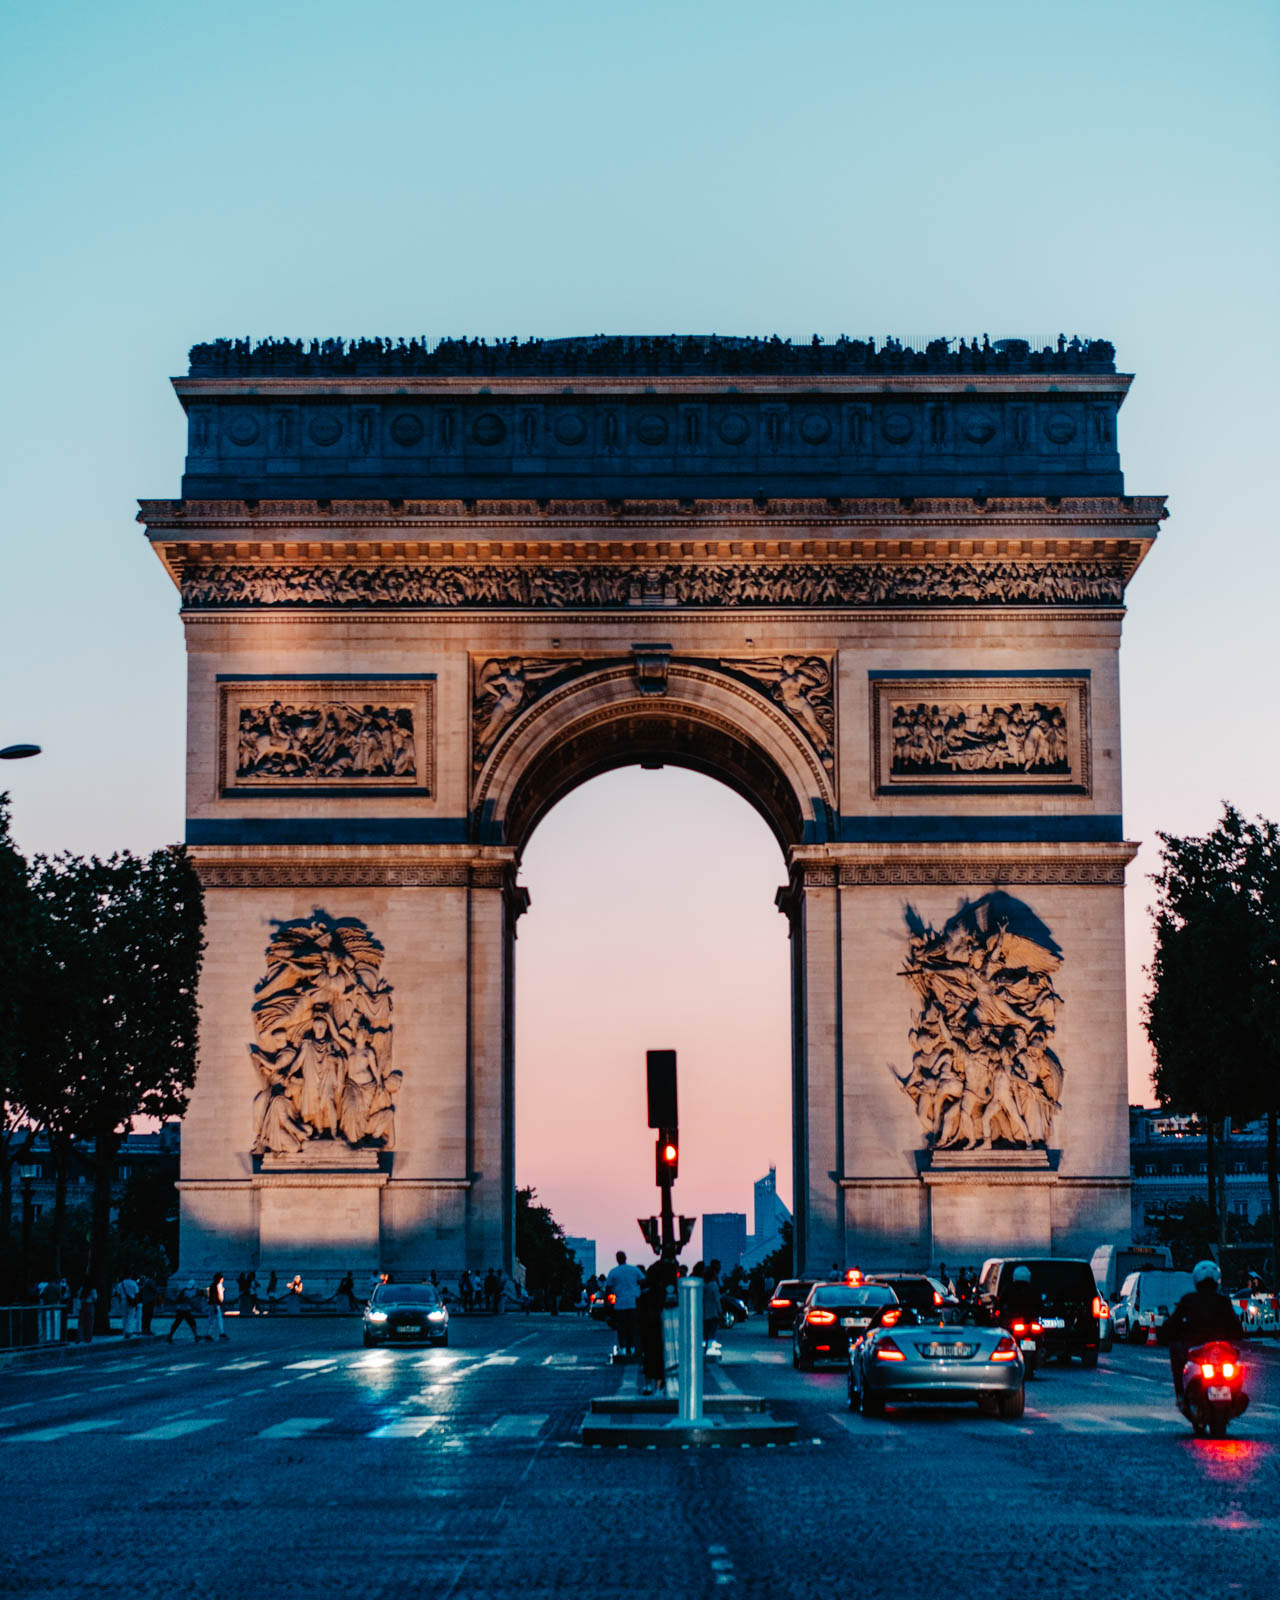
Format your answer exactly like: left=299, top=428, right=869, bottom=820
left=471, top=662, right=836, bottom=856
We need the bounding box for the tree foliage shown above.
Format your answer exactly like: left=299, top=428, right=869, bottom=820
left=514, top=1186, right=583, bottom=1308
left=1144, top=805, right=1280, bottom=1277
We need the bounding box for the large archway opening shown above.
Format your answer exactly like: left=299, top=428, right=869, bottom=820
left=514, top=764, right=793, bottom=1276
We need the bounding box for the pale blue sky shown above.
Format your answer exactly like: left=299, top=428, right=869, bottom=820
left=2, top=1, right=1277, bottom=1259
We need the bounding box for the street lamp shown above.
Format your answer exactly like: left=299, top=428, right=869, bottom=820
left=0, top=745, right=41, bottom=760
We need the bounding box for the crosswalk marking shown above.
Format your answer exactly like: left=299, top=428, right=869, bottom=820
left=258, top=1417, right=331, bottom=1438
left=370, top=1416, right=440, bottom=1438
left=220, top=1359, right=270, bottom=1372
left=487, top=1413, right=547, bottom=1438
left=8, top=1419, right=123, bottom=1442
left=284, top=1359, right=337, bottom=1371
left=128, top=1419, right=219, bottom=1440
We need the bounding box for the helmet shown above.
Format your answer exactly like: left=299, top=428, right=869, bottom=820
left=1191, top=1260, right=1221, bottom=1287
left=1012, top=1265, right=1031, bottom=1284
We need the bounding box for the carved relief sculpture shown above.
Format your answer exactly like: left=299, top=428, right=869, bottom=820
left=872, top=676, right=1088, bottom=793
left=237, top=701, right=416, bottom=780
left=249, top=912, right=399, bottom=1156
left=721, top=655, right=835, bottom=773
left=183, top=558, right=1128, bottom=612
left=896, top=894, right=1064, bottom=1151
left=219, top=679, right=434, bottom=794
left=472, top=656, right=582, bottom=769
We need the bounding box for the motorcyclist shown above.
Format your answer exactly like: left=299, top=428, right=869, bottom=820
left=1163, top=1259, right=1244, bottom=1403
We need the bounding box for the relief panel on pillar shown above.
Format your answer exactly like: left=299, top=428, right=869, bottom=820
left=870, top=673, right=1090, bottom=796
left=896, top=892, right=1064, bottom=1156
left=249, top=910, right=400, bottom=1163
left=218, top=677, right=435, bottom=797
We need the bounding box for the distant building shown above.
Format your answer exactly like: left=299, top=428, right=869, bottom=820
left=702, top=1213, right=747, bottom=1270
left=741, top=1166, right=793, bottom=1270
left=8, top=1123, right=180, bottom=1224
left=564, top=1237, right=596, bottom=1281
left=1130, top=1106, right=1272, bottom=1235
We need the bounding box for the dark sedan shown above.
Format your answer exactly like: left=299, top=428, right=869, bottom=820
left=767, top=1280, right=816, bottom=1338
left=868, top=1273, right=959, bottom=1320
left=793, top=1283, right=899, bottom=1369
left=363, top=1283, right=450, bottom=1347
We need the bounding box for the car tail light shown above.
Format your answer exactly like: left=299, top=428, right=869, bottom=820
left=933, top=1290, right=943, bottom=1306
left=1222, top=1362, right=1237, bottom=1380
left=1092, top=1296, right=1108, bottom=1319
left=607, top=1293, right=616, bottom=1306
left=1200, top=1362, right=1215, bottom=1379
left=807, top=1309, right=837, bottom=1325
left=1031, top=1322, right=1042, bottom=1335
left=881, top=1308, right=901, bottom=1326
left=1011, top=1321, right=1027, bottom=1334
left=875, top=1338, right=906, bottom=1362
left=990, top=1336, right=1019, bottom=1362
left=769, top=1298, right=791, bottom=1308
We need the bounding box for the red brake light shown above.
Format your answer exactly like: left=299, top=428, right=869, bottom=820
left=768, top=1297, right=791, bottom=1308
left=875, top=1338, right=906, bottom=1361
left=990, top=1336, right=1019, bottom=1362
left=1011, top=1321, right=1027, bottom=1334
left=933, top=1290, right=943, bottom=1306
left=607, top=1293, right=616, bottom=1305
left=1092, top=1296, right=1108, bottom=1319
left=1200, top=1362, right=1215, bottom=1379
left=807, top=1309, right=837, bottom=1326
left=1030, top=1322, right=1042, bottom=1335
left=1221, top=1362, right=1237, bottom=1380
left=881, top=1308, right=901, bottom=1326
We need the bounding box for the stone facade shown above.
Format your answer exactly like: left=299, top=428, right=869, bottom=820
left=142, top=334, right=1160, bottom=1280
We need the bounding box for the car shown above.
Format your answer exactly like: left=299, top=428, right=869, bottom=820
left=720, top=1293, right=749, bottom=1329
left=975, top=1257, right=1105, bottom=1367
left=793, top=1282, right=899, bottom=1369
left=767, top=1280, right=816, bottom=1338
left=867, top=1273, right=959, bottom=1320
left=363, top=1282, right=450, bottom=1346
left=1111, top=1269, right=1194, bottom=1343
left=848, top=1308, right=1025, bottom=1418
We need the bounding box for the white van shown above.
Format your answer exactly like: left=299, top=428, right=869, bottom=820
left=1111, top=1269, right=1194, bottom=1343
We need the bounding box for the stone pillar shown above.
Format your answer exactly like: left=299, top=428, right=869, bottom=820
left=778, top=855, right=844, bottom=1276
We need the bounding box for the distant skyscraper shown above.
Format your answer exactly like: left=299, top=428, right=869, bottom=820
left=701, top=1213, right=747, bottom=1270
left=742, top=1166, right=792, bottom=1269
left=564, top=1237, right=596, bottom=1280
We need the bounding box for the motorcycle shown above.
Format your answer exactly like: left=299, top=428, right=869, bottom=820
left=1179, top=1341, right=1249, bottom=1439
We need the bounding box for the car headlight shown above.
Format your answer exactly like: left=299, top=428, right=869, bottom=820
left=366, top=1310, right=388, bottom=1323
left=427, top=1309, right=446, bottom=1321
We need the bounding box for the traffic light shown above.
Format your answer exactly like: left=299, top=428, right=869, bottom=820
left=678, top=1216, right=696, bottom=1250
left=655, top=1128, right=678, bottom=1184
left=647, top=1050, right=678, bottom=1129
left=637, top=1217, right=661, bottom=1252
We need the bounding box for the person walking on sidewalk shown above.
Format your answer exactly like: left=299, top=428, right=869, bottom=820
left=77, top=1282, right=97, bottom=1344
left=168, top=1281, right=206, bottom=1343
left=208, top=1273, right=228, bottom=1339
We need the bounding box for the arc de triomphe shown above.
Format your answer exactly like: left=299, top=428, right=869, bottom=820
left=142, top=334, right=1161, bottom=1279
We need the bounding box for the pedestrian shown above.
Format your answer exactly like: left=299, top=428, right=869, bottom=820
left=139, top=1274, right=158, bottom=1335
left=483, top=1268, right=499, bottom=1313
left=703, top=1259, right=723, bottom=1347
left=460, top=1269, right=474, bottom=1313
left=287, top=1274, right=304, bottom=1314
left=208, top=1273, right=228, bottom=1339
left=604, top=1250, right=645, bottom=1358
left=337, top=1271, right=360, bottom=1311
left=827, top=1262, right=841, bottom=1282
left=938, top=1261, right=956, bottom=1296
left=77, top=1281, right=97, bottom=1344
left=167, top=1281, right=203, bottom=1343
left=237, top=1271, right=252, bottom=1316
left=638, top=1257, right=676, bottom=1394
left=120, top=1274, right=141, bottom=1339
left=248, top=1273, right=260, bottom=1315
left=266, top=1269, right=278, bottom=1304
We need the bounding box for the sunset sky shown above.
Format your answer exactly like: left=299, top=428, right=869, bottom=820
left=2, top=1, right=1277, bottom=1264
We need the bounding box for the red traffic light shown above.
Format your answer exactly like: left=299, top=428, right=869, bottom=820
left=662, top=1142, right=677, bottom=1164
left=655, top=1129, right=679, bottom=1184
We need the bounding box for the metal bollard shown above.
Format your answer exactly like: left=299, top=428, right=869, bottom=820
left=676, top=1274, right=705, bottom=1423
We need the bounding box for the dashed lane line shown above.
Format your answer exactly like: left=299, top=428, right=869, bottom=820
left=258, top=1417, right=331, bottom=1439
left=487, top=1414, right=547, bottom=1438
left=6, top=1419, right=123, bottom=1442
left=128, top=1419, right=220, bottom=1440
left=369, top=1416, right=441, bottom=1438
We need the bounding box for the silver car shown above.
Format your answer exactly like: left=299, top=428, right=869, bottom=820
left=848, top=1309, right=1025, bottom=1418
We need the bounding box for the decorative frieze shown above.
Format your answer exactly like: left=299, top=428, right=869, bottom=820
left=183, top=559, right=1127, bottom=611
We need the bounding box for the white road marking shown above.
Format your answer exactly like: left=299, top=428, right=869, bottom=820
left=487, top=1413, right=546, bottom=1438
left=746, top=1351, right=788, bottom=1364
left=284, top=1359, right=337, bottom=1370
left=0, top=1400, right=37, bottom=1413
left=480, top=1355, right=520, bottom=1365
left=129, top=1419, right=219, bottom=1440
left=220, top=1359, right=270, bottom=1372
left=7, top=1419, right=123, bottom=1442
left=370, top=1416, right=440, bottom=1438
left=258, top=1417, right=331, bottom=1438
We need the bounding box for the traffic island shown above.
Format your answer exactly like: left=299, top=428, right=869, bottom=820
left=581, top=1400, right=797, bottom=1448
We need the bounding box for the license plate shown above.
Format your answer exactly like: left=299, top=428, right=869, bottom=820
left=1207, top=1386, right=1232, bottom=1402
left=842, top=1317, right=870, bottom=1328
left=1041, top=1317, right=1065, bottom=1329
left=1019, top=1339, right=1036, bottom=1351
left=923, top=1343, right=973, bottom=1359
left=392, top=1323, right=416, bottom=1333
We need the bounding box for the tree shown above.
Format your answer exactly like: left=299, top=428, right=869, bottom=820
left=758, top=1220, right=794, bottom=1284
left=0, top=796, right=38, bottom=1294
left=1144, top=806, right=1278, bottom=1270
left=514, top=1186, right=583, bottom=1310
left=19, top=847, right=204, bottom=1327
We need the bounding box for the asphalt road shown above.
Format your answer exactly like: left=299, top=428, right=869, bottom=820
left=1, top=1310, right=1277, bottom=1599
